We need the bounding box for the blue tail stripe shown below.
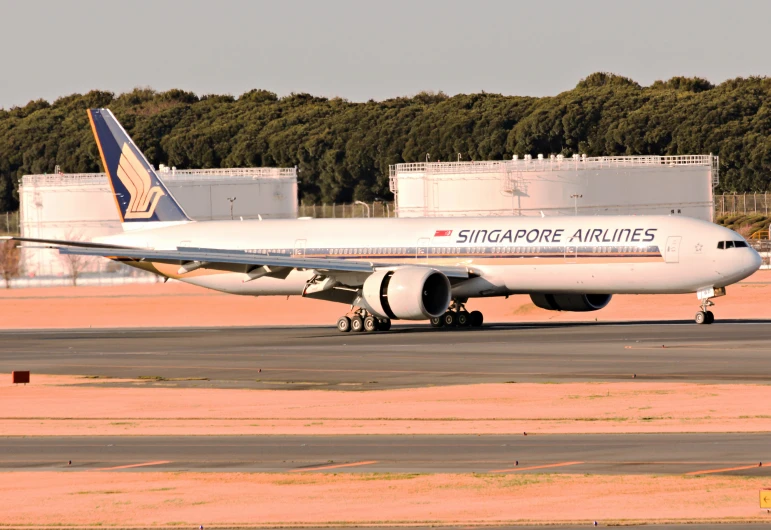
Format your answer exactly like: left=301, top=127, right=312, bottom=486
left=88, top=108, right=190, bottom=223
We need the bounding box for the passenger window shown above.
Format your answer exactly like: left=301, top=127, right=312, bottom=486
left=725, top=241, right=734, bottom=249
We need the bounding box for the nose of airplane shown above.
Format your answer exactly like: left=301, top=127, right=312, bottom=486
left=716, top=245, right=762, bottom=285
left=749, top=247, right=763, bottom=273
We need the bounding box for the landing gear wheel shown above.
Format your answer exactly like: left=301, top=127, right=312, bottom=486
left=350, top=316, right=364, bottom=332
left=364, top=315, right=379, bottom=332
left=442, top=311, right=457, bottom=327
left=337, top=316, right=351, bottom=332
left=430, top=316, right=444, bottom=328
left=469, top=310, right=484, bottom=327
left=696, top=297, right=716, bottom=325
left=457, top=310, right=470, bottom=327
left=378, top=318, right=391, bottom=331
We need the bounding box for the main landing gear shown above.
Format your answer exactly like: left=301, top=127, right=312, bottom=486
left=337, top=308, right=391, bottom=333
left=430, top=300, right=484, bottom=329
left=334, top=301, right=484, bottom=333
left=695, top=298, right=715, bottom=325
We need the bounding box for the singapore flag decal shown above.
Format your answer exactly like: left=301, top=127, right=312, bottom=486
left=434, top=230, right=453, bottom=237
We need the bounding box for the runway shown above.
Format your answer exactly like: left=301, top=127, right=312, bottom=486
left=1, top=322, right=771, bottom=388
left=3, top=434, right=770, bottom=475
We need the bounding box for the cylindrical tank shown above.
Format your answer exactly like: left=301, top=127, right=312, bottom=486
left=20, top=167, right=298, bottom=276
left=390, top=155, right=717, bottom=221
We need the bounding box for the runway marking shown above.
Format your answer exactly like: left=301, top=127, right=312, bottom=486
left=290, top=460, right=378, bottom=472
left=490, top=461, right=583, bottom=473
left=91, top=460, right=171, bottom=471
left=685, top=464, right=763, bottom=475
left=624, top=345, right=764, bottom=352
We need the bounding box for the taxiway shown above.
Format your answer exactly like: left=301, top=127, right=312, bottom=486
left=1, top=322, right=770, bottom=388
left=3, top=433, right=770, bottom=475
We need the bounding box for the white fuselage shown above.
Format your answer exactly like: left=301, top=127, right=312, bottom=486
left=100, top=215, right=761, bottom=300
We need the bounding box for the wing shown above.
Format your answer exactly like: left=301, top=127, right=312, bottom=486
left=2, top=237, right=474, bottom=280
left=57, top=245, right=473, bottom=279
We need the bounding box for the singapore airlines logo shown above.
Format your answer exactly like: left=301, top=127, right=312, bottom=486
left=116, top=143, right=166, bottom=219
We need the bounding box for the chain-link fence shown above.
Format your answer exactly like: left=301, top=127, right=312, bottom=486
left=298, top=201, right=394, bottom=218
left=2, top=259, right=161, bottom=289
left=9, top=195, right=771, bottom=227
left=714, top=193, right=771, bottom=217
left=306, top=197, right=771, bottom=219
left=6, top=271, right=162, bottom=289
left=10, top=196, right=769, bottom=224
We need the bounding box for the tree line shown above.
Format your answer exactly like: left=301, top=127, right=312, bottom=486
left=1, top=72, right=770, bottom=212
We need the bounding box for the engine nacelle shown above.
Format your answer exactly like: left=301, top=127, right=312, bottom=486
left=530, top=293, right=612, bottom=312
left=360, top=268, right=451, bottom=320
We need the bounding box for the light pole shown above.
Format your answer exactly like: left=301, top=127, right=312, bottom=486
left=355, top=200, right=370, bottom=218
left=570, top=194, right=583, bottom=215
left=227, top=197, right=236, bottom=220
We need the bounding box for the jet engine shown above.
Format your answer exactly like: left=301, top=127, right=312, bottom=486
left=359, top=268, right=451, bottom=320
left=530, top=293, right=612, bottom=312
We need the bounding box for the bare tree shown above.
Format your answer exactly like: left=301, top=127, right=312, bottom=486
left=0, top=240, right=20, bottom=288
left=58, top=230, right=88, bottom=286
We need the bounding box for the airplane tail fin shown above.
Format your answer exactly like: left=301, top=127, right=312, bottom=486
left=87, top=108, right=191, bottom=227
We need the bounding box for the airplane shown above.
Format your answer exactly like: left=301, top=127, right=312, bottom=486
left=5, top=109, right=762, bottom=331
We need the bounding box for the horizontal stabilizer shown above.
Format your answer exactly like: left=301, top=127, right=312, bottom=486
left=0, top=236, right=134, bottom=250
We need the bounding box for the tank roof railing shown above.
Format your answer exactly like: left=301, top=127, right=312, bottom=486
left=21, top=167, right=297, bottom=187
left=163, top=167, right=297, bottom=180
left=391, top=154, right=718, bottom=178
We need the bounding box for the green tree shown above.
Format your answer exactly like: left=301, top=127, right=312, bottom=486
left=2, top=74, right=771, bottom=212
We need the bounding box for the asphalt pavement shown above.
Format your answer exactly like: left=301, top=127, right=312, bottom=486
left=3, top=433, right=770, bottom=475
left=1, top=322, right=770, bottom=388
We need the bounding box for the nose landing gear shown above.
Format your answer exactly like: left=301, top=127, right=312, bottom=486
left=695, top=287, right=726, bottom=325
left=695, top=299, right=715, bottom=325
left=430, top=300, right=484, bottom=329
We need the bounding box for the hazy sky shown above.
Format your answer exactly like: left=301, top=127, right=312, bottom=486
left=2, top=0, right=770, bottom=108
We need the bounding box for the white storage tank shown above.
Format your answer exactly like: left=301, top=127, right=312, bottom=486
left=390, top=155, right=717, bottom=220
left=20, top=167, right=298, bottom=276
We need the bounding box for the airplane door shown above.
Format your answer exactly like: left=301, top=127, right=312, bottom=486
left=294, top=239, right=306, bottom=257
left=416, top=237, right=430, bottom=260
left=665, top=236, right=681, bottom=263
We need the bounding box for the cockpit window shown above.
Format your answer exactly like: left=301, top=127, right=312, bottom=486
left=718, top=240, right=749, bottom=249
